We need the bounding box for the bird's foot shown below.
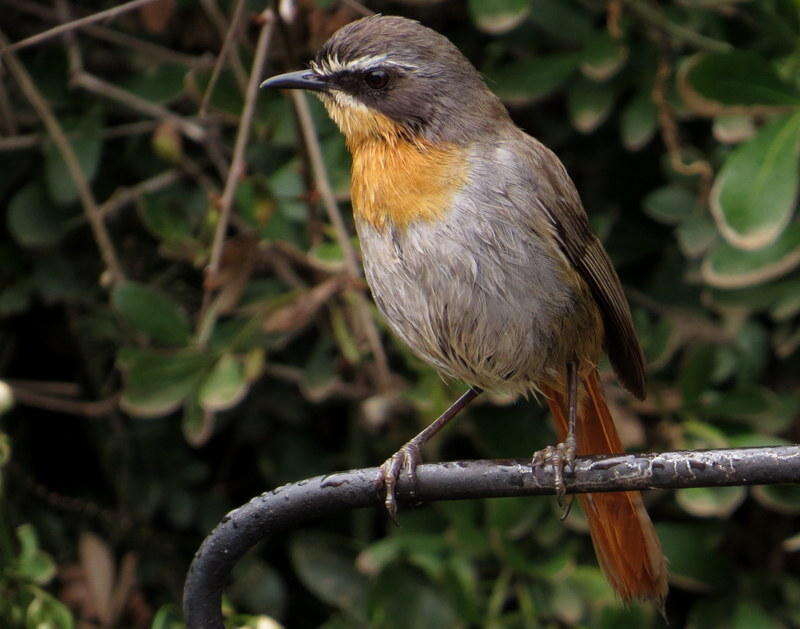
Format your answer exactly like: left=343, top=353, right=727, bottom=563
left=379, top=442, right=422, bottom=525
left=531, top=434, right=577, bottom=520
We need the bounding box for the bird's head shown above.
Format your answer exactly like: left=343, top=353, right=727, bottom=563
left=261, top=15, right=507, bottom=147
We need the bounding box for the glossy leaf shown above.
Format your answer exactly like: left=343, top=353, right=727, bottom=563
left=702, top=221, right=800, bottom=288
left=120, top=350, right=209, bottom=418
left=488, top=54, right=580, bottom=104
left=7, top=184, right=70, bottom=248
left=643, top=185, right=695, bottom=224
left=199, top=353, right=249, bottom=412
left=568, top=79, right=615, bottom=133
left=676, top=486, right=746, bottom=518
left=710, top=112, right=800, bottom=250
left=467, top=0, right=532, bottom=34
left=682, top=51, right=800, bottom=113
left=580, top=33, right=627, bottom=81
left=621, top=93, right=657, bottom=151
left=44, top=112, right=103, bottom=206
left=112, top=281, right=191, bottom=346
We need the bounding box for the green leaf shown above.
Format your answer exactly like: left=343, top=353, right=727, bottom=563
left=7, top=184, right=71, bottom=248
left=710, top=112, right=800, bottom=250
left=677, top=213, right=717, bottom=258
left=680, top=345, right=716, bottom=405
left=676, top=486, right=746, bottom=518
left=488, top=54, right=580, bottom=104
left=120, top=350, right=209, bottom=418
left=44, top=111, right=103, bottom=206
left=290, top=533, right=368, bottom=622
left=112, top=281, right=191, bottom=346
left=682, top=51, right=800, bottom=113
left=752, top=484, right=800, bottom=515
left=25, top=589, right=75, bottom=629
left=467, top=0, right=532, bottom=34
left=150, top=604, right=184, bottom=629
left=182, top=395, right=214, bottom=447
left=621, top=93, right=657, bottom=152
left=657, top=522, right=733, bottom=591
left=731, top=601, right=783, bottom=629
left=15, top=525, right=56, bottom=585
left=702, top=221, right=800, bottom=288
left=568, top=79, right=615, bottom=133
left=643, top=185, right=695, bottom=225
left=199, top=353, right=249, bottom=412
left=122, top=64, right=186, bottom=103
left=580, top=33, right=628, bottom=82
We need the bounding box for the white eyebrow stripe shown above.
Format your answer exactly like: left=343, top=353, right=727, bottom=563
left=310, top=53, right=417, bottom=76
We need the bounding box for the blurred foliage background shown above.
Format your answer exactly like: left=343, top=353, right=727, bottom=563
left=1, top=0, right=800, bottom=627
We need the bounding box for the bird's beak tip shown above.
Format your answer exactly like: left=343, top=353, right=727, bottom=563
left=260, top=69, right=328, bottom=92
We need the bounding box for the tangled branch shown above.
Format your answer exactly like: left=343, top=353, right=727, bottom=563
left=183, top=445, right=800, bottom=629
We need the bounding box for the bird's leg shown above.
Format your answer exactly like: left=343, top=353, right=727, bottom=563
left=381, top=386, right=482, bottom=523
left=532, top=360, right=578, bottom=518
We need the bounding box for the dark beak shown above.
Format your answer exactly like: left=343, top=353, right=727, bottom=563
left=260, top=70, right=328, bottom=92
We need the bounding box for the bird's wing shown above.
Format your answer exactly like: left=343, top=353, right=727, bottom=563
left=523, top=136, right=646, bottom=399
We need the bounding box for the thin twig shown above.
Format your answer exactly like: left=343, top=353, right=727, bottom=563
left=200, top=0, right=249, bottom=91
left=204, top=9, right=275, bottom=306
left=11, top=386, right=119, bottom=417
left=289, top=89, right=392, bottom=389
left=0, top=120, right=160, bottom=152
left=5, top=0, right=213, bottom=67
left=341, top=0, right=374, bottom=16
left=0, top=70, right=18, bottom=134
left=0, top=28, right=125, bottom=284
left=99, top=169, right=182, bottom=220
left=72, top=71, right=207, bottom=142
left=1, top=0, right=162, bottom=53
left=623, top=0, right=732, bottom=52
left=199, top=0, right=247, bottom=117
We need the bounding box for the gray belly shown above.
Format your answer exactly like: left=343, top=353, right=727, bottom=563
left=355, top=204, right=597, bottom=393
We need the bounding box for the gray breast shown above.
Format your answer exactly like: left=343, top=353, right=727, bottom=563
left=354, top=141, right=597, bottom=393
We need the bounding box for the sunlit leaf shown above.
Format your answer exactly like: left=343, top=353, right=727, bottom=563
left=702, top=221, right=800, bottom=288
left=676, top=486, right=746, bottom=518
left=120, top=350, right=209, bottom=418
left=621, top=93, right=657, bottom=151
left=199, top=353, right=249, bottom=412
left=468, top=0, right=532, bottom=34
left=710, top=112, right=800, bottom=250
left=681, top=51, right=800, bottom=115
left=580, top=33, right=627, bottom=81
left=568, top=79, right=615, bottom=133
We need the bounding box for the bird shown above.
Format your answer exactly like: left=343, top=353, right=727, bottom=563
left=261, top=15, right=668, bottom=604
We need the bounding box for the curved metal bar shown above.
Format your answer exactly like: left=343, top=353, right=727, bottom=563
left=184, top=446, right=800, bottom=628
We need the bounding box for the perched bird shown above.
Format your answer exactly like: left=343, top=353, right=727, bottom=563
left=262, top=15, right=667, bottom=603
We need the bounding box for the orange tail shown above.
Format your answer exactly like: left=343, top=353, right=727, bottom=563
left=542, top=370, right=667, bottom=604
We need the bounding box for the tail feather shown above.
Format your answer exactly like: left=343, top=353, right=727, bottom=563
left=542, top=370, right=667, bottom=604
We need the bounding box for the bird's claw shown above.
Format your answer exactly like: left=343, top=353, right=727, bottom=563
left=379, top=442, right=422, bottom=524
left=531, top=434, right=577, bottom=520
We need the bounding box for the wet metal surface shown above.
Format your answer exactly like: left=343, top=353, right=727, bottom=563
left=184, top=446, right=800, bottom=628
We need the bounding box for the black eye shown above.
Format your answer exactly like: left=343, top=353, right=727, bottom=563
left=364, top=69, right=389, bottom=90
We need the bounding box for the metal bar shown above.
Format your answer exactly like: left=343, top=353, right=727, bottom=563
left=184, top=446, right=800, bottom=628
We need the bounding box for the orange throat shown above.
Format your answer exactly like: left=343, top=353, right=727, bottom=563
left=326, top=99, right=468, bottom=231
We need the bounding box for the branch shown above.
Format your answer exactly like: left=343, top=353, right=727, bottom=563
left=183, top=446, right=800, bottom=629
left=0, top=28, right=126, bottom=284
left=0, top=0, right=161, bottom=53
left=203, top=9, right=274, bottom=317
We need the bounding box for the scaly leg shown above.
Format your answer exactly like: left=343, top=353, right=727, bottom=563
left=381, top=386, right=482, bottom=523
left=531, top=360, right=578, bottom=518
